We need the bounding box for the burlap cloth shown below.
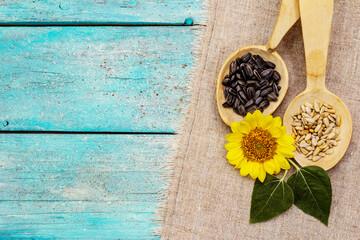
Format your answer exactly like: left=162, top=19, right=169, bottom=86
left=161, top=0, right=360, bottom=239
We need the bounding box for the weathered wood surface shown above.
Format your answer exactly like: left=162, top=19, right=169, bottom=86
left=0, top=134, right=173, bottom=239
left=0, top=1, right=205, bottom=238
left=0, top=26, right=202, bottom=133
left=0, top=0, right=205, bottom=24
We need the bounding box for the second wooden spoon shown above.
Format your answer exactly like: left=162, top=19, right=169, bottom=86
left=283, top=0, right=352, bottom=170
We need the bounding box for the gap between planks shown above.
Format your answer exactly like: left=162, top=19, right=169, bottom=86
left=0, top=131, right=176, bottom=135
left=0, top=18, right=206, bottom=27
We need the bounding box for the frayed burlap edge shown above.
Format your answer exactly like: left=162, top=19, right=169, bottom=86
left=152, top=0, right=216, bottom=238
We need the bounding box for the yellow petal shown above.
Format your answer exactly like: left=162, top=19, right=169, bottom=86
left=238, top=121, right=252, bottom=134
left=272, top=116, right=282, bottom=128
left=274, top=154, right=291, bottom=169
left=252, top=110, right=263, bottom=127
left=225, top=133, right=242, bottom=142
left=273, top=163, right=281, bottom=175
left=269, top=127, right=282, bottom=138
left=260, top=115, right=274, bottom=130
left=263, top=160, right=276, bottom=174
left=249, top=161, right=260, bottom=180
left=226, top=149, right=244, bottom=161
left=231, top=122, right=242, bottom=133
left=240, top=161, right=250, bottom=177
left=244, top=112, right=257, bottom=129
left=228, top=156, right=240, bottom=166
left=280, top=125, right=287, bottom=135
left=277, top=134, right=295, bottom=146
left=225, top=142, right=241, bottom=150
left=277, top=145, right=295, bottom=158
left=258, top=164, right=266, bottom=182
left=235, top=157, right=247, bottom=169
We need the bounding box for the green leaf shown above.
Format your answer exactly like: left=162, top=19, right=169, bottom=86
left=250, top=174, right=294, bottom=223
left=287, top=166, right=332, bottom=226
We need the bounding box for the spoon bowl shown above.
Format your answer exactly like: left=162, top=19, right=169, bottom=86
left=284, top=89, right=352, bottom=170
left=217, top=45, right=289, bottom=126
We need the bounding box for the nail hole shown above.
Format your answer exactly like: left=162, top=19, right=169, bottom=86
left=59, top=1, right=70, bottom=10
left=3, top=121, right=9, bottom=127
left=184, top=18, right=194, bottom=26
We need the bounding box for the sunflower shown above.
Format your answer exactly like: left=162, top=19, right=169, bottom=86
left=225, top=110, right=295, bottom=182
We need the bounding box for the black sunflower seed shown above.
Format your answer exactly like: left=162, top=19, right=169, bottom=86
left=272, top=70, right=281, bottom=82
left=247, top=87, right=255, bottom=99
left=254, top=69, right=262, bottom=81
left=241, top=70, right=247, bottom=82
left=267, top=92, right=278, bottom=101
left=254, top=90, right=261, bottom=99
left=236, top=58, right=242, bottom=66
left=239, top=91, right=248, bottom=102
left=230, top=60, right=237, bottom=74
left=265, top=61, right=276, bottom=69
left=222, top=102, right=232, bottom=108
left=260, top=80, right=269, bottom=88
left=244, top=63, right=254, bottom=79
left=261, top=87, right=273, bottom=97
left=224, top=87, right=230, bottom=98
left=246, top=80, right=258, bottom=86
left=238, top=105, right=246, bottom=116
left=255, top=96, right=263, bottom=105
left=222, top=77, right=231, bottom=87
left=238, top=80, right=246, bottom=86
left=244, top=99, right=254, bottom=108
left=233, top=97, right=241, bottom=108
left=228, top=88, right=237, bottom=96
left=254, top=57, right=267, bottom=69
left=259, top=99, right=270, bottom=108
left=260, top=69, right=274, bottom=79
left=226, top=94, right=234, bottom=105
left=247, top=105, right=258, bottom=113
left=272, top=83, right=279, bottom=96
left=240, top=53, right=251, bottom=63
left=237, top=94, right=246, bottom=105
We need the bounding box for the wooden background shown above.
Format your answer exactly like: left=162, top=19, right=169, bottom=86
left=0, top=1, right=205, bottom=239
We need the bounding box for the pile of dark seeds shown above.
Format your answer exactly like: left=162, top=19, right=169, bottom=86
left=222, top=53, right=281, bottom=116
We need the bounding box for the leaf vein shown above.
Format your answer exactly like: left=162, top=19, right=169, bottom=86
left=252, top=180, right=283, bottom=220
left=298, top=170, right=323, bottom=215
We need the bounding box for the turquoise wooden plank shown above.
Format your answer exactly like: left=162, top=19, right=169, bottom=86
left=0, top=0, right=205, bottom=24
left=0, top=26, right=202, bottom=132
left=0, top=134, right=172, bottom=239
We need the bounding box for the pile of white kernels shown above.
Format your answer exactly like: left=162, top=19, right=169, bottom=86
left=291, top=101, right=341, bottom=162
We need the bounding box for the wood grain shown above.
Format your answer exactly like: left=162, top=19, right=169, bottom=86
left=0, top=26, right=203, bottom=133
left=0, top=0, right=205, bottom=25
left=0, top=134, right=172, bottom=239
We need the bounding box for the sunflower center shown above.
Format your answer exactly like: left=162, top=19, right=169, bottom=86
left=241, top=128, right=277, bottom=163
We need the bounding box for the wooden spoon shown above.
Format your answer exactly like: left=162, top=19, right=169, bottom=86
left=217, top=0, right=300, bottom=126
left=283, top=0, right=353, bottom=170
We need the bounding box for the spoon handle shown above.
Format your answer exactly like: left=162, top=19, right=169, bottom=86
left=266, top=0, right=300, bottom=52
left=300, top=0, right=334, bottom=91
